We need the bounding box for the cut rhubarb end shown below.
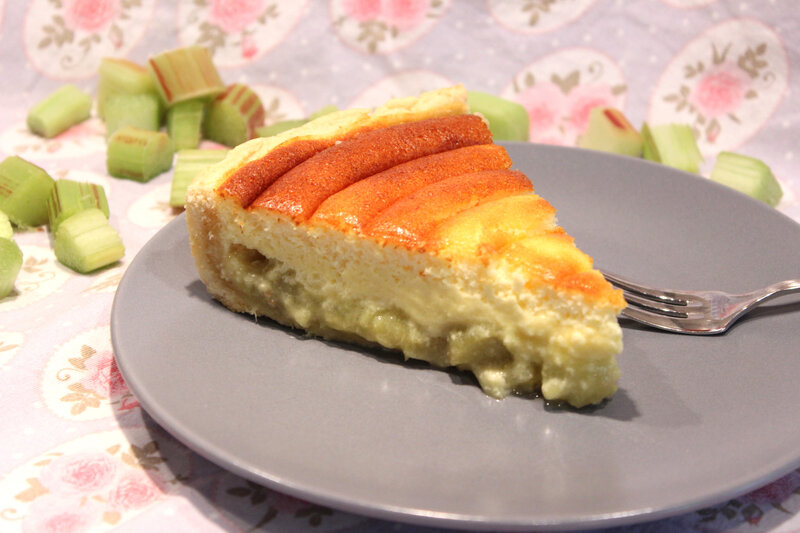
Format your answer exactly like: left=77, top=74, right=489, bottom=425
left=170, top=149, right=228, bottom=207
left=577, top=107, right=642, bottom=157
left=203, top=83, right=266, bottom=147
left=97, top=57, right=159, bottom=119
left=0, top=155, right=55, bottom=227
left=467, top=90, right=529, bottom=142
left=0, top=211, right=12, bottom=239
left=168, top=99, right=206, bottom=151
left=641, top=122, right=703, bottom=174
left=103, top=92, right=163, bottom=140
left=147, top=45, right=225, bottom=107
left=27, top=85, right=92, bottom=139
left=107, top=126, right=174, bottom=183
left=0, top=237, right=23, bottom=299
left=710, top=151, right=783, bottom=207
left=53, top=208, right=124, bottom=274
left=47, top=179, right=110, bottom=233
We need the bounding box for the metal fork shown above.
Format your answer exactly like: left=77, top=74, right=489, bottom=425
left=601, top=271, right=800, bottom=335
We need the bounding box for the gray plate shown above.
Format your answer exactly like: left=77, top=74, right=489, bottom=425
left=111, top=143, right=800, bottom=531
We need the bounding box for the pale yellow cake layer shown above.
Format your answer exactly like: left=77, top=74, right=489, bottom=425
left=186, top=190, right=622, bottom=407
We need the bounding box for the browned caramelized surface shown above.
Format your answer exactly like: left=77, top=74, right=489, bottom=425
left=499, top=235, right=625, bottom=305
left=427, top=194, right=557, bottom=258
left=311, top=144, right=512, bottom=232
left=249, top=114, right=492, bottom=221
left=215, top=112, right=622, bottom=304
left=217, top=138, right=335, bottom=207
left=364, top=170, right=533, bottom=249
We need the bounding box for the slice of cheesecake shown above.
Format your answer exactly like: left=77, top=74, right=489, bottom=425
left=185, top=85, right=625, bottom=408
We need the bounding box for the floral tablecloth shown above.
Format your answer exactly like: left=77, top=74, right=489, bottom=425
left=1, top=1, right=799, bottom=532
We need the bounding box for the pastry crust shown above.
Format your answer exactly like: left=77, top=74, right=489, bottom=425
left=186, top=85, right=624, bottom=407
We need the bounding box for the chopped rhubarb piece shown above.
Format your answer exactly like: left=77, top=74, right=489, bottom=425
left=147, top=45, right=225, bottom=107
left=203, top=83, right=265, bottom=147
left=577, top=107, right=642, bottom=157
left=641, top=122, right=703, bottom=173
left=710, top=151, right=783, bottom=207
left=467, top=90, right=529, bottom=141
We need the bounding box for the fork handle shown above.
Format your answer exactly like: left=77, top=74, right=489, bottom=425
left=755, top=279, right=800, bottom=306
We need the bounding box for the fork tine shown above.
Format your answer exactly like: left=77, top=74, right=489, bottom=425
left=601, top=270, right=693, bottom=306
left=600, top=271, right=800, bottom=335
left=618, top=306, right=718, bottom=334
left=618, top=290, right=691, bottom=318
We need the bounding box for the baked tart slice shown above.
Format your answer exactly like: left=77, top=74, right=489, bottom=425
left=185, top=85, right=625, bottom=408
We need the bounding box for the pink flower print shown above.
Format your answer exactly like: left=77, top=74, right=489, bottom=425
left=208, top=0, right=267, bottom=33
left=79, top=350, right=129, bottom=398
left=382, top=0, right=429, bottom=30
left=108, top=470, right=163, bottom=510
left=742, top=471, right=800, bottom=505
left=533, top=135, right=569, bottom=146
left=690, top=64, right=748, bottom=119
left=23, top=495, right=101, bottom=533
left=63, top=0, right=120, bottom=33
left=56, top=122, right=89, bottom=140
left=565, top=84, right=616, bottom=135
left=342, top=0, right=382, bottom=21
left=342, top=0, right=429, bottom=30
left=54, top=119, right=103, bottom=141
left=119, top=395, right=141, bottom=412
left=241, top=34, right=258, bottom=59
left=40, top=452, right=118, bottom=495
left=515, top=83, right=567, bottom=141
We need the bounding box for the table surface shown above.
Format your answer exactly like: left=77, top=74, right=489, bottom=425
left=1, top=1, right=799, bottom=532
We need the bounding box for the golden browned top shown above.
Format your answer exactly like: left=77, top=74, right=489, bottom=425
left=363, top=169, right=533, bottom=248
left=311, top=144, right=512, bottom=233
left=210, top=107, right=623, bottom=308
left=249, top=114, right=493, bottom=221
left=217, top=138, right=334, bottom=207
left=427, top=194, right=557, bottom=258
